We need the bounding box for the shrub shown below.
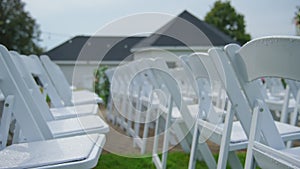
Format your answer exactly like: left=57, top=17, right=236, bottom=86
left=94, top=66, right=110, bottom=106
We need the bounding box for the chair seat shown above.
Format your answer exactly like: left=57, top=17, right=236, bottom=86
left=230, top=121, right=300, bottom=143
left=48, top=115, right=109, bottom=138
left=170, top=104, right=199, bottom=119
left=169, top=104, right=226, bottom=121
left=50, top=103, right=98, bottom=120
left=275, top=121, right=300, bottom=141
left=253, top=142, right=300, bottom=168
left=0, top=134, right=105, bottom=169
left=205, top=121, right=300, bottom=144
left=282, top=147, right=300, bottom=159
left=72, top=90, right=103, bottom=105
left=265, top=98, right=295, bottom=111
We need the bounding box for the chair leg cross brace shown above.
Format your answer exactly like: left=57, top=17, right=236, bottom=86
left=0, top=95, right=14, bottom=150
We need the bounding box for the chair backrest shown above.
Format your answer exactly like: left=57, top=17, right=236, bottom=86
left=186, top=53, right=224, bottom=124
left=211, top=36, right=300, bottom=149
left=40, top=55, right=73, bottom=106
left=213, top=46, right=284, bottom=149
left=10, top=52, right=54, bottom=121
left=188, top=53, right=218, bottom=93
left=234, top=36, right=300, bottom=82
left=15, top=54, right=64, bottom=107
left=138, top=58, right=196, bottom=131
left=169, top=67, right=194, bottom=97
left=179, top=55, right=198, bottom=94
left=131, top=59, right=166, bottom=110
left=0, top=45, right=53, bottom=141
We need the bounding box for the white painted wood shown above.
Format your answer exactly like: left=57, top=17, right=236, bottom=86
left=0, top=134, right=105, bottom=169
left=40, top=55, right=103, bottom=105
left=0, top=95, right=14, bottom=149
left=0, top=45, right=109, bottom=142
left=222, top=36, right=300, bottom=169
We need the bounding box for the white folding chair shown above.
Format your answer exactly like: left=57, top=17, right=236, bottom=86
left=183, top=41, right=300, bottom=169
left=0, top=134, right=105, bottom=169
left=0, top=45, right=109, bottom=141
left=185, top=52, right=249, bottom=169
left=0, top=45, right=106, bottom=169
left=127, top=63, right=154, bottom=154
left=107, top=61, right=160, bottom=154
left=259, top=77, right=296, bottom=122
left=10, top=52, right=100, bottom=120
left=0, top=89, right=105, bottom=169
left=208, top=36, right=300, bottom=169
left=223, top=36, right=300, bottom=169
left=40, top=55, right=103, bottom=106
left=130, top=60, right=177, bottom=155
left=134, top=58, right=215, bottom=169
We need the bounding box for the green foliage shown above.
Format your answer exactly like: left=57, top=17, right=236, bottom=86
left=205, top=1, right=251, bottom=44
left=94, top=66, right=110, bottom=106
left=0, top=0, right=43, bottom=55
left=294, top=6, right=300, bottom=26
left=39, top=87, right=51, bottom=105
left=294, top=6, right=300, bottom=35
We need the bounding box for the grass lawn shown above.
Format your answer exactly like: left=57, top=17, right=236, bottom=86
left=95, top=151, right=247, bottom=169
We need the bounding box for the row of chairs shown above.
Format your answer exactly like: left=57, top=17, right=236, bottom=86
left=0, top=45, right=109, bottom=168
left=105, top=36, right=300, bottom=168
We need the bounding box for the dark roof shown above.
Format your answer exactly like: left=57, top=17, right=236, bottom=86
left=133, top=10, right=238, bottom=49
left=45, top=36, right=145, bottom=61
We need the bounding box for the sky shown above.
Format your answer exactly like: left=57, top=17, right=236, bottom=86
left=22, top=0, right=300, bottom=51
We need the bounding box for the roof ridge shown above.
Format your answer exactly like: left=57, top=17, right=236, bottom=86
left=133, top=10, right=237, bottom=49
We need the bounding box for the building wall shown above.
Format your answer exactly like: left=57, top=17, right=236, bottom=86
left=55, top=62, right=119, bottom=90
left=53, top=47, right=210, bottom=90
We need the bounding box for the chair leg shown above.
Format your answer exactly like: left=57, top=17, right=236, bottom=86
left=188, top=124, right=200, bottom=169
left=228, top=152, right=243, bottom=169
left=171, top=122, right=190, bottom=152
left=218, top=103, right=235, bottom=169
left=133, top=95, right=143, bottom=147
left=291, top=87, right=300, bottom=126
left=188, top=123, right=216, bottom=169
left=287, top=96, right=300, bottom=147
left=198, top=143, right=216, bottom=169
left=141, top=108, right=151, bottom=154
left=161, top=98, right=173, bottom=169
left=0, top=95, right=14, bottom=149
left=245, top=104, right=263, bottom=169
left=280, top=86, right=290, bottom=123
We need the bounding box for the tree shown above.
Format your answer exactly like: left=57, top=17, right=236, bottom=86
left=205, top=1, right=251, bottom=44
left=0, top=0, right=43, bottom=55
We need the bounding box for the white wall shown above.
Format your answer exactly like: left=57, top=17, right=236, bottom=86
left=55, top=62, right=118, bottom=90
left=54, top=47, right=209, bottom=90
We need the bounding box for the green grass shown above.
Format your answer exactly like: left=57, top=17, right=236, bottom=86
left=95, top=151, right=247, bottom=169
